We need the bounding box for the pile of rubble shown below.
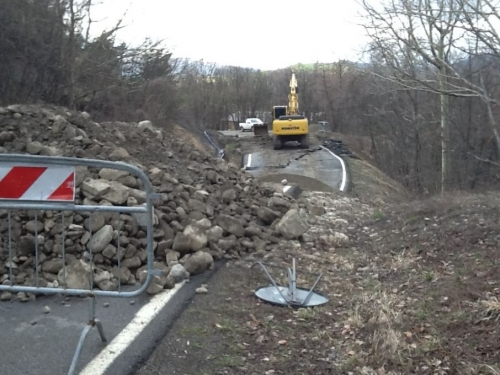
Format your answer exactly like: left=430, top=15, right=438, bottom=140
left=0, top=104, right=314, bottom=300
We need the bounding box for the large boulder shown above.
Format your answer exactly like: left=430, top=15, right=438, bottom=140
left=275, top=209, right=310, bottom=239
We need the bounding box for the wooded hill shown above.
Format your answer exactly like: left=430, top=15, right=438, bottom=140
left=2, top=0, right=500, bottom=196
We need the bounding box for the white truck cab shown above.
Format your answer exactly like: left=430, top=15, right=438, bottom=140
left=239, top=118, right=263, bottom=132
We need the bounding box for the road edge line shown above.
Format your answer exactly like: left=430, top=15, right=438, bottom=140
left=246, top=153, right=252, bottom=169
left=79, top=281, right=186, bottom=375
left=319, top=146, right=347, bottom=192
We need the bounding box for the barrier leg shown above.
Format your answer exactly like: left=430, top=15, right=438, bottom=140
left=68, top=325, right=92, bottom=375
left=67, top=297, right=107, bottom=375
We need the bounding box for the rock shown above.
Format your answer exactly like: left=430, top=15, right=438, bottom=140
left=83, top=214, right=106, bottom=232
left=40, top=146, right=59, bottom=156
left=275, top=209, right=310, bottom=239
left=81, top=179, right=111, bottom=198
left=195, top=218, right=212, bottom=231
left=99, top=168, right=130, bottom=181
left=102, top=244, right=117, bottom=259
left=164, top=275, right=176, bottom=289
left=257, top=207, right=280, bottom=224
left=218, top=236, right=238, bottom=251
left=207, top=226, right=224, bottom=242
left=88, top=225, right=113, bottom=253
left=309, top=205, right=326, bottom=216
left=222, top=189, right=236, bottom=203
left=26, top=220, right=44, bottom=234
left=0, top=131, right=16, bottom=146
left=43, top=306, right=51, bottom=314
left=109, top=147, right=130, bottom=161
left=138, top=120, right=154, bottom=132
left=18, top=235, right=36, bottom=257
left=42, top=259, right=64, bottom=274
left=99, top=279, right=118, bottom=291
left=333, top=232, right=349, bottom=243
left=169, top=264, right=189, bottom=283
left=216, top=214, right=244, bottom=237
left=183, top=225, right=208, bottom=252
left=26, top=141, right=43, bottom=155
left=102, top=181, right=129, bottom=205
left=268, top=197, right=291, bottom=213
left=188, top=199, right=207, bottom=214
left=121, top=256, right=141, bottom=269
left=172, top=233, right=191, bottom=254
left=195, top=286, right=208, bottom=294
left=94, top=270, right=112, bottom=284
left=52, top=115, right=68, bottom=134
left=165, top=251, right=179, bottom=266
left=184, top=251, right=213, bottom=275
left=57, top=259, right=91, bottom=289
left=0, top=292, right=12, bottom=301
left=147, top=276, right=165, bottom=295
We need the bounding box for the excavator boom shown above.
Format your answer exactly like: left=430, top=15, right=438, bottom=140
left=288, top=73, right=299, bottom=115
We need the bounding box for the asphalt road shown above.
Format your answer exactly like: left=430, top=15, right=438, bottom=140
left=0, top=265, right=221, bottom=375
left=218, top=130, right=345, bottom=192
left=218, top=129, right=271, bottom=138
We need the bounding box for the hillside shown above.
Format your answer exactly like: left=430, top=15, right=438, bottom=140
left=136, top=130, right=500, bottom=375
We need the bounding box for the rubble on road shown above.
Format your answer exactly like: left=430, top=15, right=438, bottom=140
left=0, top=104, right=317, bottom=301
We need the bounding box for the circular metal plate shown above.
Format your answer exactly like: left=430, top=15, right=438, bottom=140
left=254, top=285, right=329, bottom=307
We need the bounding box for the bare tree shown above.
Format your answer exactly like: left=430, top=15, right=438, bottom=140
left=361, top=0, right=467, bottom=192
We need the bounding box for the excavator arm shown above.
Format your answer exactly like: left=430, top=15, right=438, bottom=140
left=288, top=73, right=299, bottom=115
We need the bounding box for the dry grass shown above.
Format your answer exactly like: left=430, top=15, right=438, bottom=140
left=474, top=296, right=500, bottom=322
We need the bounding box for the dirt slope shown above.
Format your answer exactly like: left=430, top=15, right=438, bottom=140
left=136, top=145, right=500, bottom=374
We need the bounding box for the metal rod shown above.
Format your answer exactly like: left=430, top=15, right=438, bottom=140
left=89, top=297, right=95, bottom=322
left=62, top=214, right=66, bottom=289
left=8, top=210, right=12, bottom=286
left=89, top=212, right=94, bottom=291
left=302, top=274, right=324, bottom=306
left=67, top=324, right=92, bottom=375
left=0, top=202, right=148, bottom=213
left=251, top=262, right=289, bottom=303
left=95, top=319, right=107, bottom=343
left=291, top=258, right=297, bottom=303
left=35, top=211, right=39, bottom=288
left=117, top=216, right=121, bottom=293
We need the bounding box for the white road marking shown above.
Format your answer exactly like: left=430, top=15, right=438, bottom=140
left=79, top=281, right=185, bottom=375
left=319, top=146, right=347, bottom=192
left=246, top=154, right=252, bottom=169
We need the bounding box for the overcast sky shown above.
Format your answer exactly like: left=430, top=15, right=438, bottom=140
left=91, top=0, right=369, bottom=70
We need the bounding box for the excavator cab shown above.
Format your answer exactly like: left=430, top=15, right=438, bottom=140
left=273, top=106, right=287, bottom=121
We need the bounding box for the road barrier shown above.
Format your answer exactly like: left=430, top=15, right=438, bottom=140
left=0, top=154, right=160, bottom=375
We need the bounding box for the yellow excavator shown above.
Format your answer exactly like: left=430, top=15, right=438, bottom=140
left=272, top=73, right=309, bottom=150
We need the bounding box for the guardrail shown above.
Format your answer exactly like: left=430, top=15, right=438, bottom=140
left=203, top=131, right=225, bottom=158
left=0, top=154, right=160, bottom=375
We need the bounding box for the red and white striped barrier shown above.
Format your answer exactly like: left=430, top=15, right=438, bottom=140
left=0, top=164, right=75, bottom=201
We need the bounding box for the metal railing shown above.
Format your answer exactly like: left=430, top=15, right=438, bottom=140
left=203, top=130, right=225, bottom=158
left=0, top=154, right=160, bottom=374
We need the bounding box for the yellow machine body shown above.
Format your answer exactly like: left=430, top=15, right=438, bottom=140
left=271, top=74, right=309, bottom=149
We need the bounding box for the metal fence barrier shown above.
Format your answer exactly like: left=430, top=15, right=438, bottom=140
left=0, top=154, right=160, bottom=375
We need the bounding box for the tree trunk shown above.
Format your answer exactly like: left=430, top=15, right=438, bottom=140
left=439, top=53, right=451, bottom=194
